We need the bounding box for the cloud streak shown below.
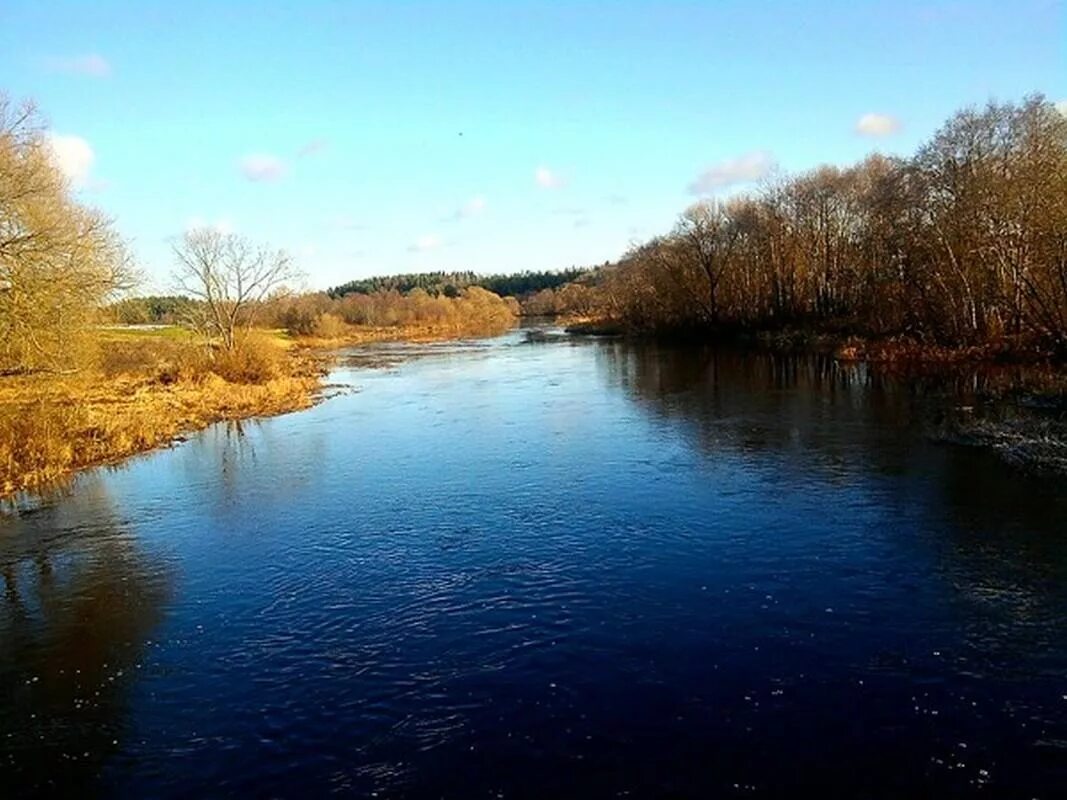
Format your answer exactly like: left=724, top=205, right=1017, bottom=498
left=239, top=154, right=287, bottom=182
left=408, top=234, right=442, bottom=252
left=44, top=54, right=111, bottom=77
left=855, top=113, right=902, bottom=137
left=687, top=150, right=776, bottom=195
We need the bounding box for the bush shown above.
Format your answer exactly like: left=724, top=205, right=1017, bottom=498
left=311, top=312, right=348, bottom=339
left=210, top=333, right=284, bottom=384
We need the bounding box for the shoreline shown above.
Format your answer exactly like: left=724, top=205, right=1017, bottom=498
left=0, top=322, right=515, bottom=502
left=562, top=318, right=1067, bottom=477
left=563, top=318, right=1066, bottom=366
left=0, top=366, right=323, bottom=502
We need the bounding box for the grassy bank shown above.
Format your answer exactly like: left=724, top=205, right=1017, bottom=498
left=290, top=318, right=516, bottom=349
left=0, top=318, right=521, bottom=499
left=0, top=328, right=323, bottom=498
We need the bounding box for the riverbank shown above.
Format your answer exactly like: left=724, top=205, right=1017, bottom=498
left=289, top=318, right=516, bottom=349
left=0, top=320, right=515, bottom=499
left=565, top=318, right=1067, bottom=476
left=565, top=317, right=1064, bottom=363
left=0, top=330, right=323, bottom=498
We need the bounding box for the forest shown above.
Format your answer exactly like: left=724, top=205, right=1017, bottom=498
left=327, top=268, right=589, bottom=303
left=562, top=95, right=1067, bottom=360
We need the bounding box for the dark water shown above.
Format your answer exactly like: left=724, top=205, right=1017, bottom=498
left=2, top=330, right=1066, bottom=798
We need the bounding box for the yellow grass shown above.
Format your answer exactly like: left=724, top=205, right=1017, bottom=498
left=291, top=320, right=515, bottom=349
left=0, top=332, right=321, bottom=498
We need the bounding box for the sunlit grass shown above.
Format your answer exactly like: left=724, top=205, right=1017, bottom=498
left=0, top=331, right=322, bottom=497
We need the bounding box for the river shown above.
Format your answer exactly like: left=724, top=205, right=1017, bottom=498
left=2, top=328, right=1066, bottom=797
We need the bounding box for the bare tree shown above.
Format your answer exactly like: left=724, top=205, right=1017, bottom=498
left=172, top=229, right=301, bottom=350
left=672, top=201, right=741, bottom=324
left=590, top=94, right=1067, bottom=355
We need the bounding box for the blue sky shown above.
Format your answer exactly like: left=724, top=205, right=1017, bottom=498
left=1, top=1, right=1064, bottom=291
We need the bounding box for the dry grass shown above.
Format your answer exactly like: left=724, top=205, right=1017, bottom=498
left=0, top=330, right=322, bottom=497
left=291, top=319, right=516, bottom=349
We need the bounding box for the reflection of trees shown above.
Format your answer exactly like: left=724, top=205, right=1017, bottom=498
left=175, top=418, right=325, bottom=515
left=596, top=340, right=1064, bottom=477
left=595, top=341, right=920, bottom=476
left=594, top=340, right=1067, bottom=653
left=0, top=476, right=171, bottom=795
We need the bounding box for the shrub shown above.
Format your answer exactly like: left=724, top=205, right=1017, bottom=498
left=211, top=333, right=284, bottom=384
left=311, top=312, right=348, bottom=339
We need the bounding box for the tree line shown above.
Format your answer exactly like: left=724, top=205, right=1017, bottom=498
left=328, top=268, right=589, bottom=301
left=262, top=286, right=518, bottom=338
left=579, top=95, right=1066, bottom=357
left=109, top=295, right=195, bottom=325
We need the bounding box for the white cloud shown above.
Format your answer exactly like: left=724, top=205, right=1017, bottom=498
left=687, top=150, right=776, bottom=195
left=535, top=165, right=566, bottom=189
left=1055, top=100, right=1067, bottom=117
left=408, top=234, right=442, bottom=252
left=45, top=53, right=111, bottom=78
left=46, top=133, right=95, bottom=186
left=185, top=216, right=234, bottom=235
left=855, top=113, right=902, bottom=137
left=239, top=153, right=287, bottom=182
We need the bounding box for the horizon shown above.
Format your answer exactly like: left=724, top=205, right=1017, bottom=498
left=1, top=0, right=1064, bottom=292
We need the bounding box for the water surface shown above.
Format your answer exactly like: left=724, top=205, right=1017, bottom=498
left=2, top=330, right=1066, bottom=797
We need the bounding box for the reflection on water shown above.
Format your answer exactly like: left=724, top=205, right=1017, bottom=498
left=596, top=341, right=1067, bottom=666
left=1, top=331, right=1065, bottom=798
left=0, top=477, right=172, bottom=795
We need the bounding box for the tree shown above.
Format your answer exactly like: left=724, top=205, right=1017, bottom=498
left=172, top=228, right=301, bottom=350
left=673, top=201, right=740, bottom=324
left=0, top=94, right=132, bottom=373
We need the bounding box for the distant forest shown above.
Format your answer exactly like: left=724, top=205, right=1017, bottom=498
left=327, top=269, right=589, bottom=300
left=108, top=295, right=194, bottom=325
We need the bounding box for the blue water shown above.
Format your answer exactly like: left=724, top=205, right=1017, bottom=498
left=2, top=330, right=1066, bottom=797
